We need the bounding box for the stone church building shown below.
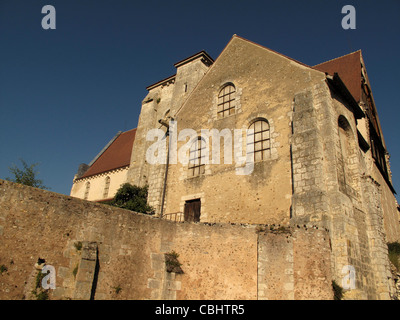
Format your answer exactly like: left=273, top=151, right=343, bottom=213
left=70, top=35, right=400, bottom=298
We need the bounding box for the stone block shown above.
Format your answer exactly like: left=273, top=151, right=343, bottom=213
left=147, top=279, right=161, bottom=289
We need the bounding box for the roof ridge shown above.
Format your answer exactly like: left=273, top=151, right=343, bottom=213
left=313, top=49, right=361, bottom=67
left=86, top=128, right=135, bottom=167
left=88, top=131, right=122, bottom=167
left=173, top=50, right=214, bottom=68
left=146, top=74, right=176, bottom=91
left=232, top=34, right=311, bottom=68
left=122, top=127, right=137, bottom=134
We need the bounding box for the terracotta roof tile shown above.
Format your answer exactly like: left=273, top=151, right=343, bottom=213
left=80, top=128, right=136, bottom=179
left=313, top=51, right=362, bottom=102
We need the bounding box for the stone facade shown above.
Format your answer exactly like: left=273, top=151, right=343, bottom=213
left=62, top=35, right=400, bottom=299
left=122, top=35, right=400, bottom=299
left=257, top=226, right=332, bottom=300
left=290, top=82, right=396, bottom=299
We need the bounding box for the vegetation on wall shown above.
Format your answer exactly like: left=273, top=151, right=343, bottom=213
left=74, top=241, right=82, bottom=251
left=165, top=250, right=183, bottom=274
left=332, top=280, right=344, bottom=300
left=5, top=158, right=49, bottom=190
left=72, top=264, right=79, bottom=278
left=31, top=270, right=49, bottom=300
left=106, top=183, right=154, bottom=215
left=0, top=265, right=8, bottom=275
left=113, top=285, right=122, bottom=295
left=388, top=242, right=400, bottom=271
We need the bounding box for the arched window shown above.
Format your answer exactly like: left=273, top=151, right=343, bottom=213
left=84, top=181, right=90, bottom=200
left=103, top=176, right=111, bottom=199
left=188, top=137, right=206, bottom=177
left=217, top=84, right=236, bottom=118
left=248, top=119, right=270, bottom=161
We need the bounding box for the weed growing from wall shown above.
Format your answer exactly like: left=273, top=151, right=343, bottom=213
left=165, top=250, right=183, bottom=274
left=332, top=280, right=344, bottom=300
left=74, top=241, right=82, bottom=251
left=31, top=270, right=49, bottom=300
left=0, top=265, right=7, bottom=275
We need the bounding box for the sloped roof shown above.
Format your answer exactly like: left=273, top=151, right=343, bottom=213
left=79, top=128, right=136, bottom=179
left=313, top=50, right=362, bottom=102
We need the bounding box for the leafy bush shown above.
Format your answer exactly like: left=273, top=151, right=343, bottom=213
left=388, top=242, right=400, bottom=271
left=108, top=183, right=154, bottom=215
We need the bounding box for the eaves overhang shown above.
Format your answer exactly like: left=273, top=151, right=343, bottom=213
left=326, top=73, right=365, bottom=120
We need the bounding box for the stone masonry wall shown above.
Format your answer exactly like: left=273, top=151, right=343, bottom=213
left=290, top=81, right=397, bottom=299
left=0, top=179, right=333, bottom=300
left=257, top=226, right=332, bottom=300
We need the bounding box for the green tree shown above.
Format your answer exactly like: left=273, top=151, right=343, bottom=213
left=109, top=183, right=154, bottom=214
left=5, top=159, right=49, bottom=190
left=388, top=242, right=400, bottom=271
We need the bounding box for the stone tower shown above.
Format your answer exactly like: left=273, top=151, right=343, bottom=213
left=127, top=51, right=214, bottom=214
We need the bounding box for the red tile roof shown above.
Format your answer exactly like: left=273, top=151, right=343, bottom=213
left=80, top=128, right=136, bottom=179
left=313, top=50, right=362, bottom=102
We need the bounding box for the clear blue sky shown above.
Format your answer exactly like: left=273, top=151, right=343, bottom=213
left=0, top=0, right=399, bottom=200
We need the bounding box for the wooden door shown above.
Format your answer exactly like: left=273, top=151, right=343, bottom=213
left=184, top=199, right=201, bottom=222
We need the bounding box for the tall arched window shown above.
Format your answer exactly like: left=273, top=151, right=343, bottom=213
left=84, top=181, right=90, bottom=200
left=103, top=176, right=111, bottom=199
left=217, top=84, right=236, bottom=118
left=248, top=119, right=270, bottom=161
left=188, top=137, right=206, bottom=177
